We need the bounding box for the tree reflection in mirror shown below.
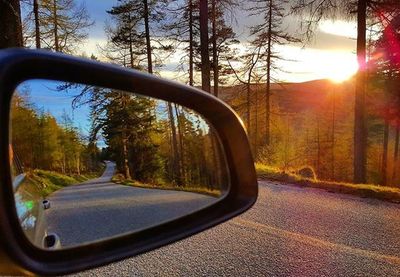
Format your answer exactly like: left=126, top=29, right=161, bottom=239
left=10, top=79, right=229, bottom=249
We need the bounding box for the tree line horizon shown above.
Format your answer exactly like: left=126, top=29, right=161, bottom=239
left=1, top=0, right=399, bottom=186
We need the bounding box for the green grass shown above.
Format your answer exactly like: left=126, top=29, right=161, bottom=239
left=112, top=174, right=221, bottom=197
left=23, top=168, right=103, bottom=197
left=256, top=163, right=400, bottom=203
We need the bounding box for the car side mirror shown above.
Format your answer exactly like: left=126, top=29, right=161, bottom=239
left=0, top=49, right=257, bottom=276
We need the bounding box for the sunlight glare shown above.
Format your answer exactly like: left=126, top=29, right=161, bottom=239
left=274, top=46, right=358, bottom=83
left=326, top=58, right=358, bottom=83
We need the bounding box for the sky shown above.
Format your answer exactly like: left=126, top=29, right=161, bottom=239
left=74, top=0, right=359, bottom=84
left=17, top=80, right=93, bottom=134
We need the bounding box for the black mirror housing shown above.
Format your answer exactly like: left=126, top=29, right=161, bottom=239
left=0, top=49, right=257, bottom=276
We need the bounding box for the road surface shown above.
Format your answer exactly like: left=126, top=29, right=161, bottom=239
left=45, top=162, right=217, bottom=247
left=73, top=180, right=400, bottom=277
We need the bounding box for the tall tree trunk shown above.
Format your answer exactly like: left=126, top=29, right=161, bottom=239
left=34, top=0, right=41, bottom=48
left=265, top=0, right=273, bottom=146
left=188, top=0, right=194, bottom=86
left=254, top=86, right=258, bottom=155
left=76, top=155, right=80, bottom=175
left=382, top=120, right=389, bottom=185
left=143, top=0, right=153, bottom=74
left=168, top=103, right=182, bottom=185
left=121, top=95, right=131, bottom=179
left=129, top=34, right=134, bottom=68
left=122, top=131, right=131, bottom=179
left=246, top=83, right=251, bottom=133
left=284, top=114, right=289, bottom=169
left=209, top=131, right=221, bottom=190
left=174, top=105, right=185, bottom=185
left=62, top=149, right=66, bottom=174
left=211, top=0, right=218, bottom=97
left=52, top=0, right=59, bottom=51
left=199, top=0, right=211, bottom=92
left=354, top=0, right=367, bottom=183
left=316, top=115, right=321, bottom=177
left=0, top=0, right=23, bottom=48
left=393, top=126, right=400, bottom=184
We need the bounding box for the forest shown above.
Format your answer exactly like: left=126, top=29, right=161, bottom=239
left=79, top=84, right=227, bottom=191
left=10, top=93, right=100, bottom=176
left=10, top=83, right=227, bottom=194
left=1, top=0, right=400, bottom=188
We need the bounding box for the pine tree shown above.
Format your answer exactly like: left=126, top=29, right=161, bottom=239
left=106, top=0, right=169, bottom=71
left=209, top=0, right=238, bottom=97
left=101, top=92, right=161, bottom=181
left=163, top=0, right=200, bottom=86
left=33, top=0, right=93, bottom=53
left=248, top=0, right=299, bottom=146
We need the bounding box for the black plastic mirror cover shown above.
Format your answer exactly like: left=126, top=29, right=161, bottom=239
left=0, top=49, right=258, bottom=276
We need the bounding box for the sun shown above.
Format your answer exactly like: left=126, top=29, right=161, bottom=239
left=328, top=66, right=358, bottom=83
left=323, top=54, right=359, bottom=83
left=294, top=49, right=360, bottom=83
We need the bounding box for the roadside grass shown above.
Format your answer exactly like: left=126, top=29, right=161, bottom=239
left=22, top=167, right=104, bottom=197
left=256, top=163, right=400, bottom=203
left=112, top=174, right=221, bottom=197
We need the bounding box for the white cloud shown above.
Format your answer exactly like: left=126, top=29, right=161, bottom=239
left=319, top=20, right=357, bottom=39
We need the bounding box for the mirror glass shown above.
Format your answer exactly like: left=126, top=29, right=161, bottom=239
left=10, top=79, right=229, bottom=249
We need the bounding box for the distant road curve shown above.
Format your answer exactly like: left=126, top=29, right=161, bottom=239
left=45, top=161, right=216, bottom=247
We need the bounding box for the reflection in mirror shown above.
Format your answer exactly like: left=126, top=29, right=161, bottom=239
left=10, top=80, right=229, bottom=249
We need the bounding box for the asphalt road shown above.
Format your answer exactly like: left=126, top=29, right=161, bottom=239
left=72, top=180, right=400, bottom=277
left=45, top=162, right=217, bottom=247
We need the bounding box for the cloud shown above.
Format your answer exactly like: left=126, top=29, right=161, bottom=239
left=305, top=31, right=356, bottom=51
left=319, top=19, right=357, bottom=39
